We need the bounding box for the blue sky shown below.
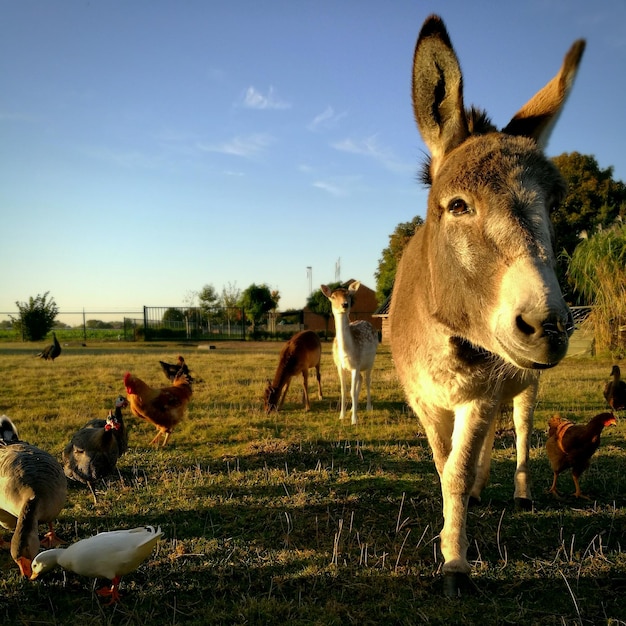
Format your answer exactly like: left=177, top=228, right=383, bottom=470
left=1, top=1, right=625, bottom=322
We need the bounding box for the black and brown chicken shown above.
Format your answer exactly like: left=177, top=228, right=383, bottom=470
left=546, top=412, right=617, bottom=498
left=603, top=365, right=626, bottom=412
left=62, top=396, right=129, bottom=500
left=159, top=355, right=193, bottom=383
left=36, top=332, right=61, bottom=361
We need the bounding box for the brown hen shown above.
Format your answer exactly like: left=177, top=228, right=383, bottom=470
left=546, top=412, right=616, bottom=498
left=124, top=371, right=192, bottom=446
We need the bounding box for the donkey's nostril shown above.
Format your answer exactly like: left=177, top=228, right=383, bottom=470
left=516, top=315, right=536, bottom=336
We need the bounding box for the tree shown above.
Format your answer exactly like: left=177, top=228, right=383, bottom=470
left=552, top=152, right=626, bottom=295
left=221, top=281, right=242, bottom=335
left=86, top=319, right=112, bottom=329
left=221, top=282, right=241, bottom=310
left=567, top=222, right=626, bottom=354
left=307, top=282, right=341, bottom=337
left=239, top=283, right=276, bottom=333
left=198, top=284, right=219, bottom=313
left=374, top=215, right=424, bottom=304
left=197, top=283, right=220, bottom=330
left=11, top=292, right=59, bottom=341
left=162, top=308, right=185, bottom=324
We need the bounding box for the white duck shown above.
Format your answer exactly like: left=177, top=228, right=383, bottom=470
left=0, top=415, right=67, bottom=577
left=30, top=525, right=163, bottom=603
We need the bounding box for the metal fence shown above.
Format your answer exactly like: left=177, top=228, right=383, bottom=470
left=137, top=306, right=248, bottom=341
left=0, top=310, right=142, bottom=342
left=0, top=307, right=311, bottom=342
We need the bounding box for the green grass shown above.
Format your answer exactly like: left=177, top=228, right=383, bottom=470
left=1, top=341, right=625, bottom=625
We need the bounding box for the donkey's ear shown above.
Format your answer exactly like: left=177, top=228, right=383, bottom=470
left=412, top=15, right=469, bottom=176
left=504, top=40, right=585, bottom=147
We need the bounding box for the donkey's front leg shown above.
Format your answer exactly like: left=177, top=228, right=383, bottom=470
left=512, top=378, right=539, bottom=509
left=439, top=403, right=495, bottom=596
left=469, top=417, right=498, bottom=503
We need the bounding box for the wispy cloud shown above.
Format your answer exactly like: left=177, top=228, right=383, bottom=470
left=307, top=106, right=346, bottom=131
left=312, top=181, right=346, bottom=197
left=198, top=133, right=274, bottom=158
left=241, top=86, right=291, bottom=110
left=332, top=135, right=411, bottom=173
left=312, top=175, right=362, bottom=197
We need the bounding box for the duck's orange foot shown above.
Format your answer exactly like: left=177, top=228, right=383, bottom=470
left=96, top=577, right=121, bottom=604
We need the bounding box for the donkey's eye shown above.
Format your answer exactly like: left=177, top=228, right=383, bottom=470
left=448, top=198, right=471, bottom=216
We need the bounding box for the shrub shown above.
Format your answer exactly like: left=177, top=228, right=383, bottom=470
left=11, top=292, right=59, bottom=341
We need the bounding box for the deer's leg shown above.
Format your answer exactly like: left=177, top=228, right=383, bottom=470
left=315, top=364, right=323, bottom=400
left=278, top=381, right=290, bottom=410
left=338, top=366, right=347, bottom=421
left=350, top=369, right=360, bottom=425
left=363, top=368, right=373, bottom=411
left=301, top=370, right=310, bottom=410
left=511, top=379, right=538, bottom=509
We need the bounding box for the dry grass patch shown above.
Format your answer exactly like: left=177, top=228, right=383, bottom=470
left=0, top=341, right=625, bottom=624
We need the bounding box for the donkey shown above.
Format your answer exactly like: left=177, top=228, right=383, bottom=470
left=322, top=282, right=378, bottom=425
left=389, top=15, right=584, bottom=596
left=264, top=330, right=323, bottom=413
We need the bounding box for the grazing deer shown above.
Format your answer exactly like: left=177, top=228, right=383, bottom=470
left=322, top=282, right=378, bottom=425
left=264, top=330, right=323, bottom=413
left=389, top=15, right=584, bottom=595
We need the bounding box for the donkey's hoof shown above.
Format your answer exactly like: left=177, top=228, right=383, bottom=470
left=468, top=495, right=481, bottom=507
left=514, top=497, right=533, bottom=512
left=443, top=572, right=472, bottom=598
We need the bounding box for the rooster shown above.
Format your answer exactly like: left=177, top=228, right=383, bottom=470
left=36, top=332, right=61, bottom=361
left=546, top=412, right=617, bottom=498
left=603, top=365, right=626, bottom=412
left=124, top=371, right=192, bottom=446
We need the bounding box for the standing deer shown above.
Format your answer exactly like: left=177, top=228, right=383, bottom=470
left=264, top=330, right=323, bottom=413
left=389, top=15, right=584, bottom=596
left=322, top=282, right=378, bottom=425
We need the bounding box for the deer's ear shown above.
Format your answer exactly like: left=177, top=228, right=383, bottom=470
left=412, top=15, right=469, bottom=177
left=503, top=40, right=585, bottom=148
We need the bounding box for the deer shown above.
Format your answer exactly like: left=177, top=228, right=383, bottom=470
left=389, top=15, right=584, bottom=596
left=322, top=282, right=378, bottom=425
left=264, top=330, right=323, bottom=413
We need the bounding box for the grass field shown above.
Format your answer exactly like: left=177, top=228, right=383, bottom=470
left=1, top=340, right=625, bottom=625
